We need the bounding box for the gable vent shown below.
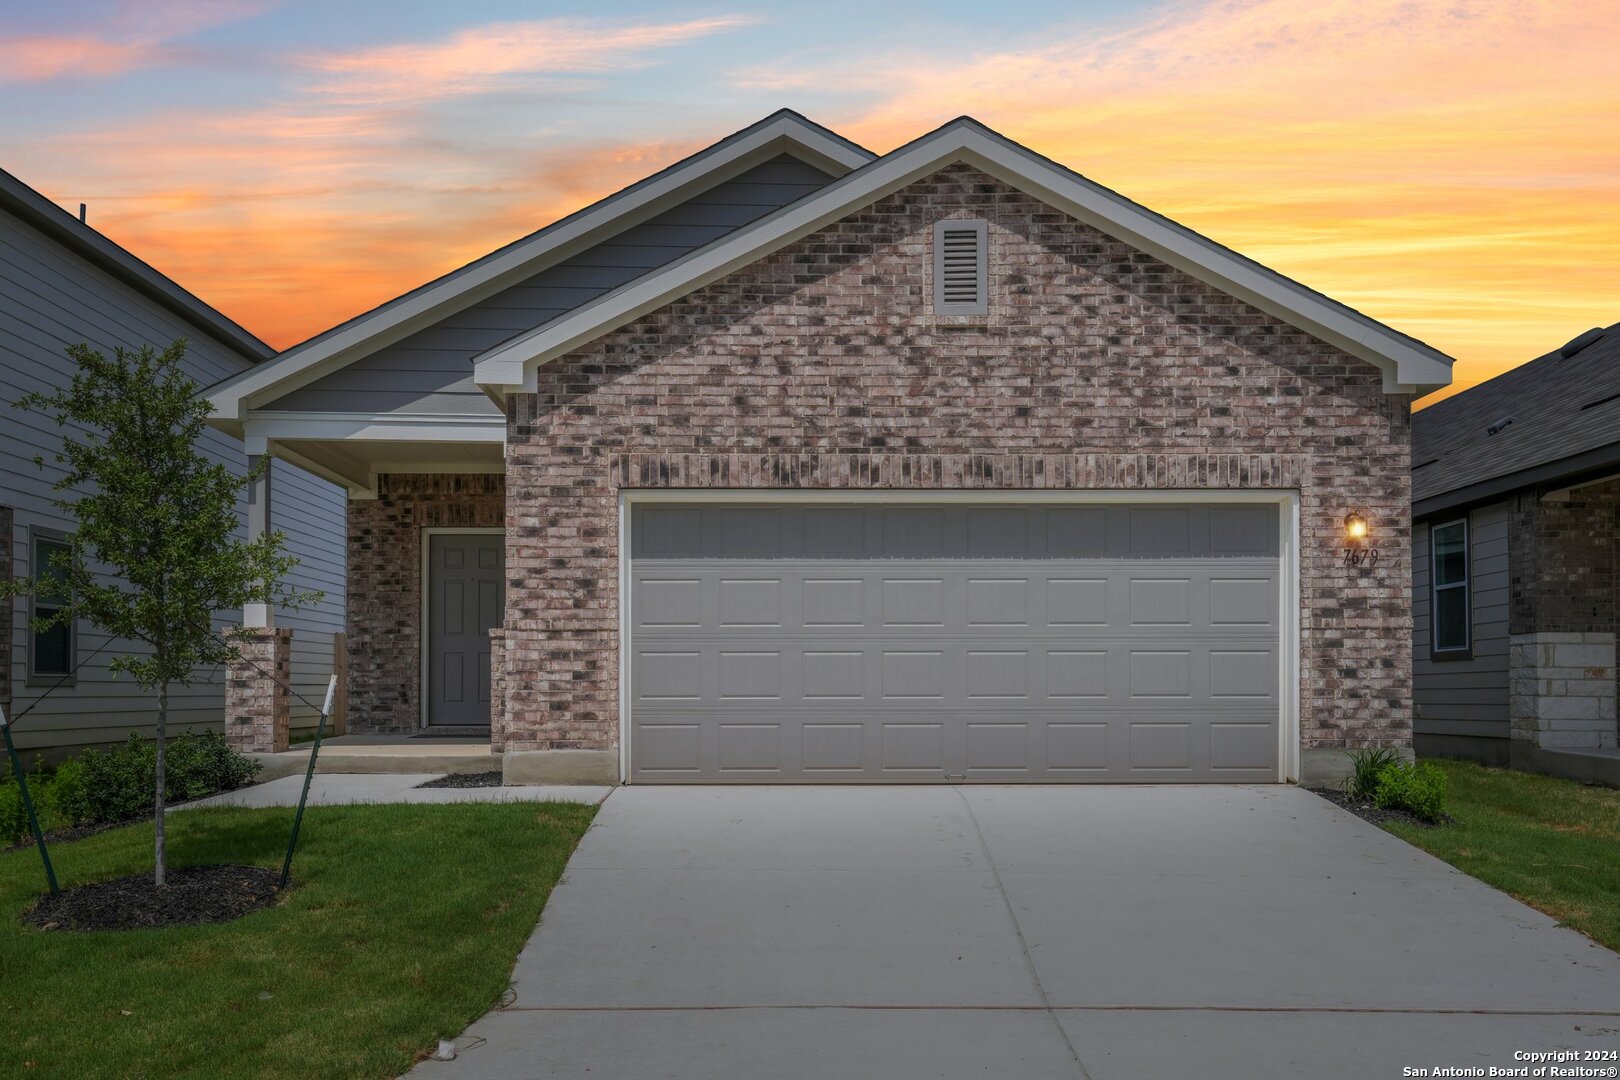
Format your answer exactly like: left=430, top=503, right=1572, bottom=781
left=933, top=219, right=988, bottom=315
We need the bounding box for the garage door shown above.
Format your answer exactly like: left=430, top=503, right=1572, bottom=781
left=627, top=502, right=1281, bottom=783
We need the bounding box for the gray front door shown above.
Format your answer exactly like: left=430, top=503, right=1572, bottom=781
left=427, top=532, right=504, bottom=728
left=628, top=503, right=1282, bottom=782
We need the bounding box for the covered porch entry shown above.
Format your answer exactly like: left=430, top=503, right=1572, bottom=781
left=222, top=415, right=508, bottom=756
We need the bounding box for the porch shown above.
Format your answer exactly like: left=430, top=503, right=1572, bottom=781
left=221, top=413, right=509, bottom=759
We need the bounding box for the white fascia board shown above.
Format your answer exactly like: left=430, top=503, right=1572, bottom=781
left=476, top=119, right=1455, bottom=398
left=244, top=412, right=505, bottom=443
left=205, top=112, right=874, bottom=423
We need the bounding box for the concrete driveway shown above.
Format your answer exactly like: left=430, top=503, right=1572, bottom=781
left=412, top=785, right=1620, bottom=1079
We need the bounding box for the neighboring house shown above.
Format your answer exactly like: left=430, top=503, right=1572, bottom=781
left=0, top=166, right=346, bottom=764
left=1412, top=322, right=1620, bottom=776
left=207, top=110, right=1453, bottom=786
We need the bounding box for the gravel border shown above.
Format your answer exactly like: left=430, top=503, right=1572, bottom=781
left=1309, top=787, right=1448, bottom=828
left=415, top=771, right=503, bottom=789
left=24, top=864, right=282, bottom=932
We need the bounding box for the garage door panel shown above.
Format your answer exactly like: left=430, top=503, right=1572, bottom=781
left=881, top=722, right=946, bottom=772
left=629, top=504, right=1282, bottom=782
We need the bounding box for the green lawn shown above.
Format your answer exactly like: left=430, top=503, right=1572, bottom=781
left=1387, top=759, right=1620, bottom=952
left=1, top=802, right=595, bottom=1079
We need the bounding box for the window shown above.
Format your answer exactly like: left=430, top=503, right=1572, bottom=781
left=1430, top=519, right=1469, bottom=658
left=29, top=532, right=74, bottom=683
left=933, top=218, right=988, bottom=315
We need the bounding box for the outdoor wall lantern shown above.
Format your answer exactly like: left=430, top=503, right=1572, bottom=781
left=1343, top=512, right=1378, bottom=568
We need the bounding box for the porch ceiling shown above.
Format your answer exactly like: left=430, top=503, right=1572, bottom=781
left=273, top=437, right=503, bottom=498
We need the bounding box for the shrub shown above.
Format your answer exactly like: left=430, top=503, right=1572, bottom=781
left=0, top=778, right=23, bottom=846
left=71, top=732, right=261, bottom=827
left=2, top=760, right=58, bottom=845
left=78, top=735, right=156, bottom=824
left=1343, top=746, right=1401, bottom=800
left=48, top=759, right=93, bottom=826
left=1374, top=760, right=1449, bottom=823
left=165, top=730, right=259, bottom=800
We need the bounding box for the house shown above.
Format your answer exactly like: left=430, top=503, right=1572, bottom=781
left=206, top=110, right=1452, bottom=786
left=0, top=165, right=347, bottom=764
left=1412, top=321, right=1620, bottom=780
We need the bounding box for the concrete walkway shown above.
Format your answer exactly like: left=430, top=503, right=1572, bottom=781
left=411, top=785, right=1620, bottom=1080
left=177, top=774, right=610, bottom=808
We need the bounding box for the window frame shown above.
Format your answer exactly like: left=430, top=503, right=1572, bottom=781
left=1428, top=517, right=1472, bottom=661
left=27, top=527, right=77, bottom=686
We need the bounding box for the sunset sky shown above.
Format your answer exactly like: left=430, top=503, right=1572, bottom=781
left=5, top=0, right=1617, bottom=405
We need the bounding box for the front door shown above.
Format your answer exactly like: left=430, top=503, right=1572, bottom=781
left=427, top=532, right=504, bottom=728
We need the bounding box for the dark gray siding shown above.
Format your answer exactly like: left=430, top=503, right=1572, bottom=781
left=1413, top=501, right=1511, bottom=740
left=270, top=155, right=836, bottom=416
left=1, top=206, right=346, bottom=759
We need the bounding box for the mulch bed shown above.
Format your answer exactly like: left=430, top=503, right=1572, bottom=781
left=23, top=865, right=282, bottom=932
left=416, top=771, right=503, bottom=789
left=1310, top=788, right=1448, bottom=828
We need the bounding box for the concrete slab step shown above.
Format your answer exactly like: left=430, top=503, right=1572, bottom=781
left=248, top=737, right=500, bottom=781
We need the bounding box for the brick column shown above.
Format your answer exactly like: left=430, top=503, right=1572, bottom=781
left=489, top=628, right=507, bottom=753
left=227, top=628, right=292, bottom=753
left=1510, top=632, right=1618, bottom=750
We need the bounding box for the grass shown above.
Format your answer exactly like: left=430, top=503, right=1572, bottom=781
left=1, top=801, right=595, bottom=1079
left=1385, top=759, right=1620, bottom=952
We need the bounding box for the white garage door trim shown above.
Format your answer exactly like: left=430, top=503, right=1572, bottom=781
left=618, top=489, right=1301, bottom=783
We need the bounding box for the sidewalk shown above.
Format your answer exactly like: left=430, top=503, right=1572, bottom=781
left=176, top=774, right=613, bottom=809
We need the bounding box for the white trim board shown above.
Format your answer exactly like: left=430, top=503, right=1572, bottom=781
left=615, top=488, right=1303, bottom=784
left=204, top=111, right=873, bottom=432
left=478, top=117, right=1453, bottom=401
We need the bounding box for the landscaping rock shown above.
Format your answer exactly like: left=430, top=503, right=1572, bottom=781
left=416, top=771, right=503, bottom=789
left=1310, top=787, right=1449, bottom=828
left=24, top=865, right=281, bottom=932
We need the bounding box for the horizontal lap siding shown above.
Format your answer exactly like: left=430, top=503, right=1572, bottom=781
left=1412, top=501, right=1511, bottom=739
left=288, top=631, right=337, bottom=738
left=1, top=208, right=346, bottom=760
left=270, top=155, right=837, bottom=417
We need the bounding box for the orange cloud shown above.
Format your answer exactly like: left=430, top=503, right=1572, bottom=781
left=19, top=0, right=1617, bottom=411
left=300, top=16, right=758, bottom=102
left=0, top=1, right=269, bottom=82
left=769, top=0, right=1620, bottom=404
left=0, top=35, right=165, bottom=81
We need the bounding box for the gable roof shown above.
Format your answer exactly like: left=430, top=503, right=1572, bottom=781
left=473, top=116, right=1455, bottom=400
left=207, top=109, right=874, bottom=430
left=1412, top=322, right=1620, bottom=517
left=0, top=165, right=271, bottom=362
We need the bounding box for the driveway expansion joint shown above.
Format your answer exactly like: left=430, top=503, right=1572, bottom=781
left=953, top=786, right=1094, bottom=1080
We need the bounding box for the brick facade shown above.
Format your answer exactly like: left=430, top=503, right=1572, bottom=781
left=346, top=473, right=504, bottom=734
left=1505, top=479, right=1620, bottom=749
left=497, top=164, right=1414, bottom=758
left=1509, top=480, right=1620, bottom=637
left=226, top=627, right=291, bottom=753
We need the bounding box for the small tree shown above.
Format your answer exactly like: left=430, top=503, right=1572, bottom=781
left=6, top=340, right=316, bottom=886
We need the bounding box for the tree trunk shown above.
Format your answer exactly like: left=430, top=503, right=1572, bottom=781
left=154, top=680, right=168, bottom=888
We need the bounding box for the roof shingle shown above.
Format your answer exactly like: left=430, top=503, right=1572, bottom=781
left=1412, top=322, right=1620, bottom=506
